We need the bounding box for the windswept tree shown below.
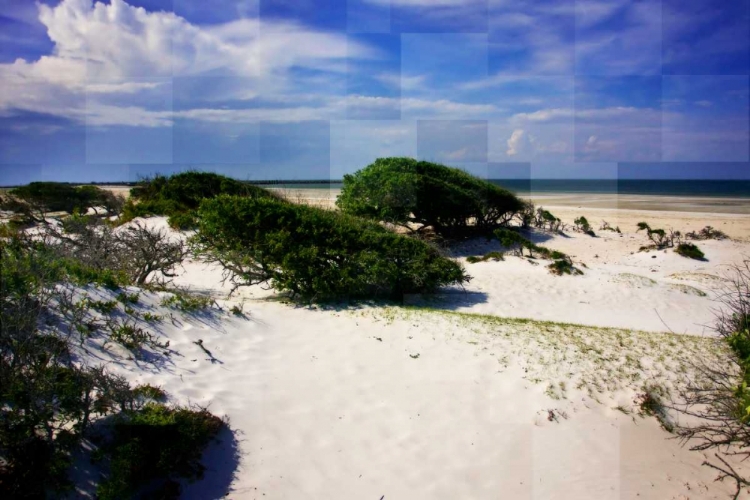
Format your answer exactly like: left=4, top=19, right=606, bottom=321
left=0, top=183, right=124, bottom=223
left=336, top=158, right=524, bottom=239
left=192, top=194, right=470, bottom=301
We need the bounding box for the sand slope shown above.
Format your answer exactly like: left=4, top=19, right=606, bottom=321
left=66, top=214, right=750, bottom=499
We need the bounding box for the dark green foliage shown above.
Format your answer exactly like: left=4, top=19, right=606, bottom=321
left=675, top=242, right=706, bottom=261
left=96, top=403, right=224, bottom=500
left=336, top=157, right=523, bottom=239
left=494, top=228, right=532, bottom=257
left=123, top=171, right=277, bottom=225
left=193, top=195, right=470, bottom=301
left=1, top=227, right=223, bottom=498
left=90, top=300, right=118, bottom=314
left=574, top=216, right=596, bottom=236
left=5, top=182, right=123, bottom=216
left=533, top=207, right=563, bottom=233
left=117, top=292, right=140, bottom=305
left=466, top=251, right=505, bottom=264
left=168, top=211, right=199, bottom=230
left=547, top=259, right=583, bottom=276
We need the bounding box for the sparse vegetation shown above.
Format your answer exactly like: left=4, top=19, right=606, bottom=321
left=161, top=291, right=216, bottom=312
left=466, top=251, right=505, bottom=263
left=636, top=221, right=682, bottom=249
left=599, top=221, right=621, bottom=233
left=493, top=228, right=582, bottom=275
left=686, top=225, right=728, bottom=241
left=574, top=216, right=596, bottom=236
left=673, top=260, right=750, bottom=498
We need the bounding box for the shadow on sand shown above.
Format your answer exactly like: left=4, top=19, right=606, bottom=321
left=181, top=425, right=244, bottom=500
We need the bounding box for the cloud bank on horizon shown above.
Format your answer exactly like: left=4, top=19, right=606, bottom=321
left=0, top=0, right=748, bottom=183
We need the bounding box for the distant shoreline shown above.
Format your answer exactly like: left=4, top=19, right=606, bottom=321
left=4, top=178, right=750, bottom=199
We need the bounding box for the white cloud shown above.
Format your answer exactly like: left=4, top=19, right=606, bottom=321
left=506, top=129, right=527, bottom=156
left=0, top=0, right=374, bottom=126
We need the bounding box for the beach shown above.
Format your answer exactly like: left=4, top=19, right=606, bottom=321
left=62, top=185, right=750, bottom=498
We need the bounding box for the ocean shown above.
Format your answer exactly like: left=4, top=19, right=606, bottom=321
left=259, top=180, right=750, bottom=198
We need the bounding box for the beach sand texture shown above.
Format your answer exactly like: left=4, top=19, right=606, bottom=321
left=64, top=205, right=750, bottom=499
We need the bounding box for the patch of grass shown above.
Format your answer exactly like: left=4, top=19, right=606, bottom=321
left=142, top=312, right=163, bottom=323
left=116, top=292, right=140, bottom=305
left=466, top=250, right=505, bottom=263
left=161, top=292, right=215, bottom=312
left=229, top=302, right=245, bottom=316
left=548, top=259, right=583, bottom=276
left=90, top=299, right=118, bottom=314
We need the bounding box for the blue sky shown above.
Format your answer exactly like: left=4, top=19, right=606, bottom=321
left=0, top=0, right=748, bottom=185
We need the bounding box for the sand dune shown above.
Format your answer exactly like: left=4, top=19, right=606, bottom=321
left=69, top=209, right=750, bottom=499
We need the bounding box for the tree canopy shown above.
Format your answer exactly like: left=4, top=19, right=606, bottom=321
left=336, top=157, right=524, bottom=239
left=192, top=194, right=469, bottom=301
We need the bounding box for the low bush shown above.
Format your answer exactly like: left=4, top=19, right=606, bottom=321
left=637, top=222, right=681, bottom=249
left=123, top=171, right=277, bottom=227
left=96, top=403, right=224, bottom=500
left=2, top=182, right=124, bottom=219
left=574, top=216, right=596, bottom=236
left=193, top=195, right=470, bottom=301
left=336, top=157, right=523, bottom=239
left=675, top=242, right=705, bottom=260
left=1, top=221, right=223, bottom=499
left=686, top=225, right=728, bottom=241
left=534, top=207, right=563, bottom=233
left=547, top=259, right=583, bottom=276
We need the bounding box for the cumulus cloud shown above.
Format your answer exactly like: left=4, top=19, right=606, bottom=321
left=0, top=0, right=373, bottom=126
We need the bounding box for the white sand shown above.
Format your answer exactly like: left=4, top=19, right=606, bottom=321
left=71, top=210, right=750, bottom=499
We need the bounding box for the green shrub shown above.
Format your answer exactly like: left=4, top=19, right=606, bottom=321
left=193, top=195, right=470, bottom=301
left=168, top=211, right=199, bottom=230
left=675, top=242, right=705, bottom=260
left=336, top=157, right=523, bottom=239
left=96, top=403, right=224, bottom=500
left=574, top=216, right=595, bottom=236
left=122, top=171, right=278, bottom=225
